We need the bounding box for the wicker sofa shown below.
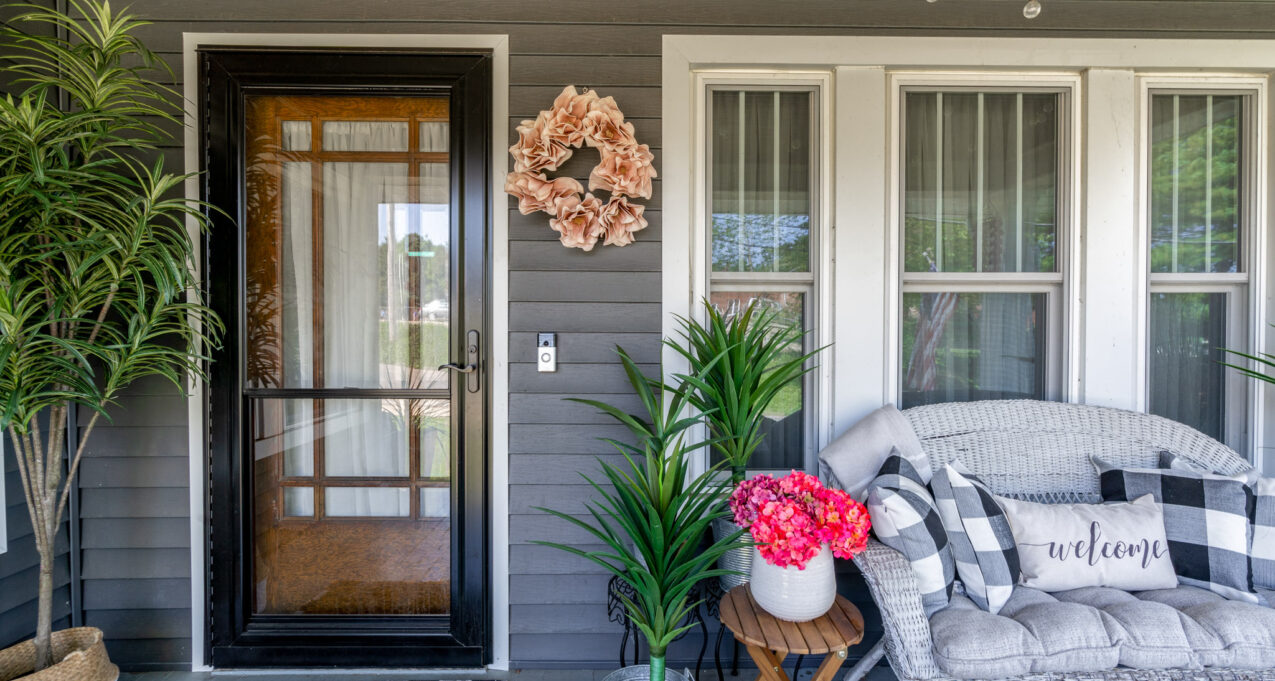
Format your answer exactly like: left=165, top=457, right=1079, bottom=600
left=848, top=399, right=1275, bottom=681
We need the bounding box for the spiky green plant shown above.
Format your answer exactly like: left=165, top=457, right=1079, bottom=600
left=1222, top=341, right=1275, bottom=387
left=668, top=298, right=825, bottom=484
left=535, top=349, right=744, bottom=681
left=0, top=0, right=222, bottom=669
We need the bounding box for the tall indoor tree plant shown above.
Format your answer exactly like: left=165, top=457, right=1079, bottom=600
left=537, top=349, right=744, bottom=681
left=0, top=0, right=221, bottom=674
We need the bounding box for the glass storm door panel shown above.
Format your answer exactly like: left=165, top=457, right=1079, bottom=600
left=244, top=95, right=457, bottom=617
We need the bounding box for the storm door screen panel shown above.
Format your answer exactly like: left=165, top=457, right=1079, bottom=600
left=244, top=95, right=453, bottom=616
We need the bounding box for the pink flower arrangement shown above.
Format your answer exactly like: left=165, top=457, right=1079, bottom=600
left=504, top=85, right=654, bottom=251
left=729, top=471, right=871, bottom=570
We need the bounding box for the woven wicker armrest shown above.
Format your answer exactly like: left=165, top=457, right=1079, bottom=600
left=853, top=539, right=944, bottom=681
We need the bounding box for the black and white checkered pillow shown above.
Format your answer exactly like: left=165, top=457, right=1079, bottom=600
left=1160, top=451, right=1275, bottom=591
left=1095, top=455, right=1257, bottom=603
left=866, top=451, right=955, bottom=616
left=929, top=460, right=1020, bottom=614
left=1253, top=477, right=1275, bottom=590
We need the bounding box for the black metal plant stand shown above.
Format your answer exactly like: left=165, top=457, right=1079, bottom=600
left=608, top=575, right=727, bottom=680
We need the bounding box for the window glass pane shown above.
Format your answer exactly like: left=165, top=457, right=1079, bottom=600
left=284, top=487, right=314, bottom=517
left=901, top=292, right=1046, bottom=407
left=904, top=92, right=1059, bottom=273
left=325, top=488, right=411, bottom=517
left=1150, top=95, right=1242, bottom=273
left=322, top=399, right=410, bottom=477
left=282, top=121, right=310, bottom=151
left=1149, top=292, right=1226, bottom=440
left=419, top=400, right=451, bottom=479
left=421, top=487, right=449, bottom=519
left=707, top=291, right=806, bottom=470
left=710, top=90, right=812, bottom=273
left=419, top=121, right=449, bottom=152
left=322, top=121, right=409, bottom=152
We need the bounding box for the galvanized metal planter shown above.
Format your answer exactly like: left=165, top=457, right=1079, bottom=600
left=712, top=517, right=753, bottom=591
left=601, top=664, right=694, bottom=681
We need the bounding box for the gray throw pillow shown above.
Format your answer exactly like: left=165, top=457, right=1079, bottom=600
left=818, top=404, right=927, bottom=501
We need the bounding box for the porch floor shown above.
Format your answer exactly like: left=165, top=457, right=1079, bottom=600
left=119, top=666, right=898, bottom=681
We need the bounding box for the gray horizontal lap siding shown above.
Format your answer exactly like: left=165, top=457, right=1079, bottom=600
left=51, top=0, right=1275, bottom=670
left=76, top=379, right=192, bottom=670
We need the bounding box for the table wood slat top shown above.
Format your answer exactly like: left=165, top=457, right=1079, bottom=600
left=719, top=585, right=864, bottom=655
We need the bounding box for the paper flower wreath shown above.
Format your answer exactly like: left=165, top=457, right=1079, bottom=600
left=504, top=86, right=656, bottom=251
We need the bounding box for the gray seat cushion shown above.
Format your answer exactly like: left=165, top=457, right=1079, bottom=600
left=930, top=584, right=1275, bottom=679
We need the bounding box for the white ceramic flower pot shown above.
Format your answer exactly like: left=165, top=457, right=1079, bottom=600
left=748, top=545, right=836, bottom=621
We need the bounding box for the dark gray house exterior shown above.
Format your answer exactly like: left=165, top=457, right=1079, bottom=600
left=3, top=0, right=1275, bottom=674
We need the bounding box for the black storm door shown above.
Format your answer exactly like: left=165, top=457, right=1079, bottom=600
left=202, top=49, right=491, bottom=668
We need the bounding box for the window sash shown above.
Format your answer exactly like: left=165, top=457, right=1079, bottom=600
left=900, top=87, right=1068, bottom=278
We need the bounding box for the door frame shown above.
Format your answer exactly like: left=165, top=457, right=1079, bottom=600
left=189, top=41, right=509, bottom=669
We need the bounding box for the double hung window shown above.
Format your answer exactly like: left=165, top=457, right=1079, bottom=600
left=1146, top=89, right=1254, bottom=445
left=899, top=85, right=1069, bottom=408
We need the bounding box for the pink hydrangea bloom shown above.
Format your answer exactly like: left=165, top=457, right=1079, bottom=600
left=729, top=471, right=870, bottom=569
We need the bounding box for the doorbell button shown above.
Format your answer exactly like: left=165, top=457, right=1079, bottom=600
left=538, top=346, right=557, bottom=373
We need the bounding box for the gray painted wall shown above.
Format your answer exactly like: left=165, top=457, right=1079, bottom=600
left=8, top=0, right=1274, bottom=671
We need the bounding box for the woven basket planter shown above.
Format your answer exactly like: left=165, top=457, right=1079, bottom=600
left=0, top=627, right=118, bottom=681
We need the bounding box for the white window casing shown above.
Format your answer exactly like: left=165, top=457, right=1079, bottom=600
left=663, top=36, right=1275, bottom=472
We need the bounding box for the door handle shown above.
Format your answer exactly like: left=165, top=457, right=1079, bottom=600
left=438, top=362, right=476, bottom=374
left=440, top=330, right=481, bottom=393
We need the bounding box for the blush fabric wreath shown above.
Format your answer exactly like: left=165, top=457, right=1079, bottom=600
left=504, top=86, right=656, bottom=251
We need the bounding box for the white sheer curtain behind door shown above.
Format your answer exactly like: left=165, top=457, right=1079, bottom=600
left=322, top=160, right=410, bottom=515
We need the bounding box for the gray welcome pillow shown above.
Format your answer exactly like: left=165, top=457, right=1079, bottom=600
left=998, top=493, right=1177, bottom=592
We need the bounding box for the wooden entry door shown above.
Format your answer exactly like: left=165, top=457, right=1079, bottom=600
left=203, top=50, right=491, bottom=668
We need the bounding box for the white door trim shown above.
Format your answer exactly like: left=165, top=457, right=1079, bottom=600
left=181, top=32, right=510, bottom=672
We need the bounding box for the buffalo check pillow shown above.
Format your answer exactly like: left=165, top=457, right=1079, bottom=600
left=929, top=460, right=1020, bottom=614
left=1160, top=451, right=1275, bottom=590
left=866, top=450, right=955, bottom=616
left=1094, top=455, right=1258, bottom=603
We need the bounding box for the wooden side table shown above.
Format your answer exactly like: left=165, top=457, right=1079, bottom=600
left=719, top=585, right=864, bottom=681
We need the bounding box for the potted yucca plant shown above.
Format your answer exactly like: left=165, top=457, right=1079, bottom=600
left=0, top=1, right=220, bottom=676
left=667, top=297, right=825, bottom=590
left=536, top=349, right=744, bottom=681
